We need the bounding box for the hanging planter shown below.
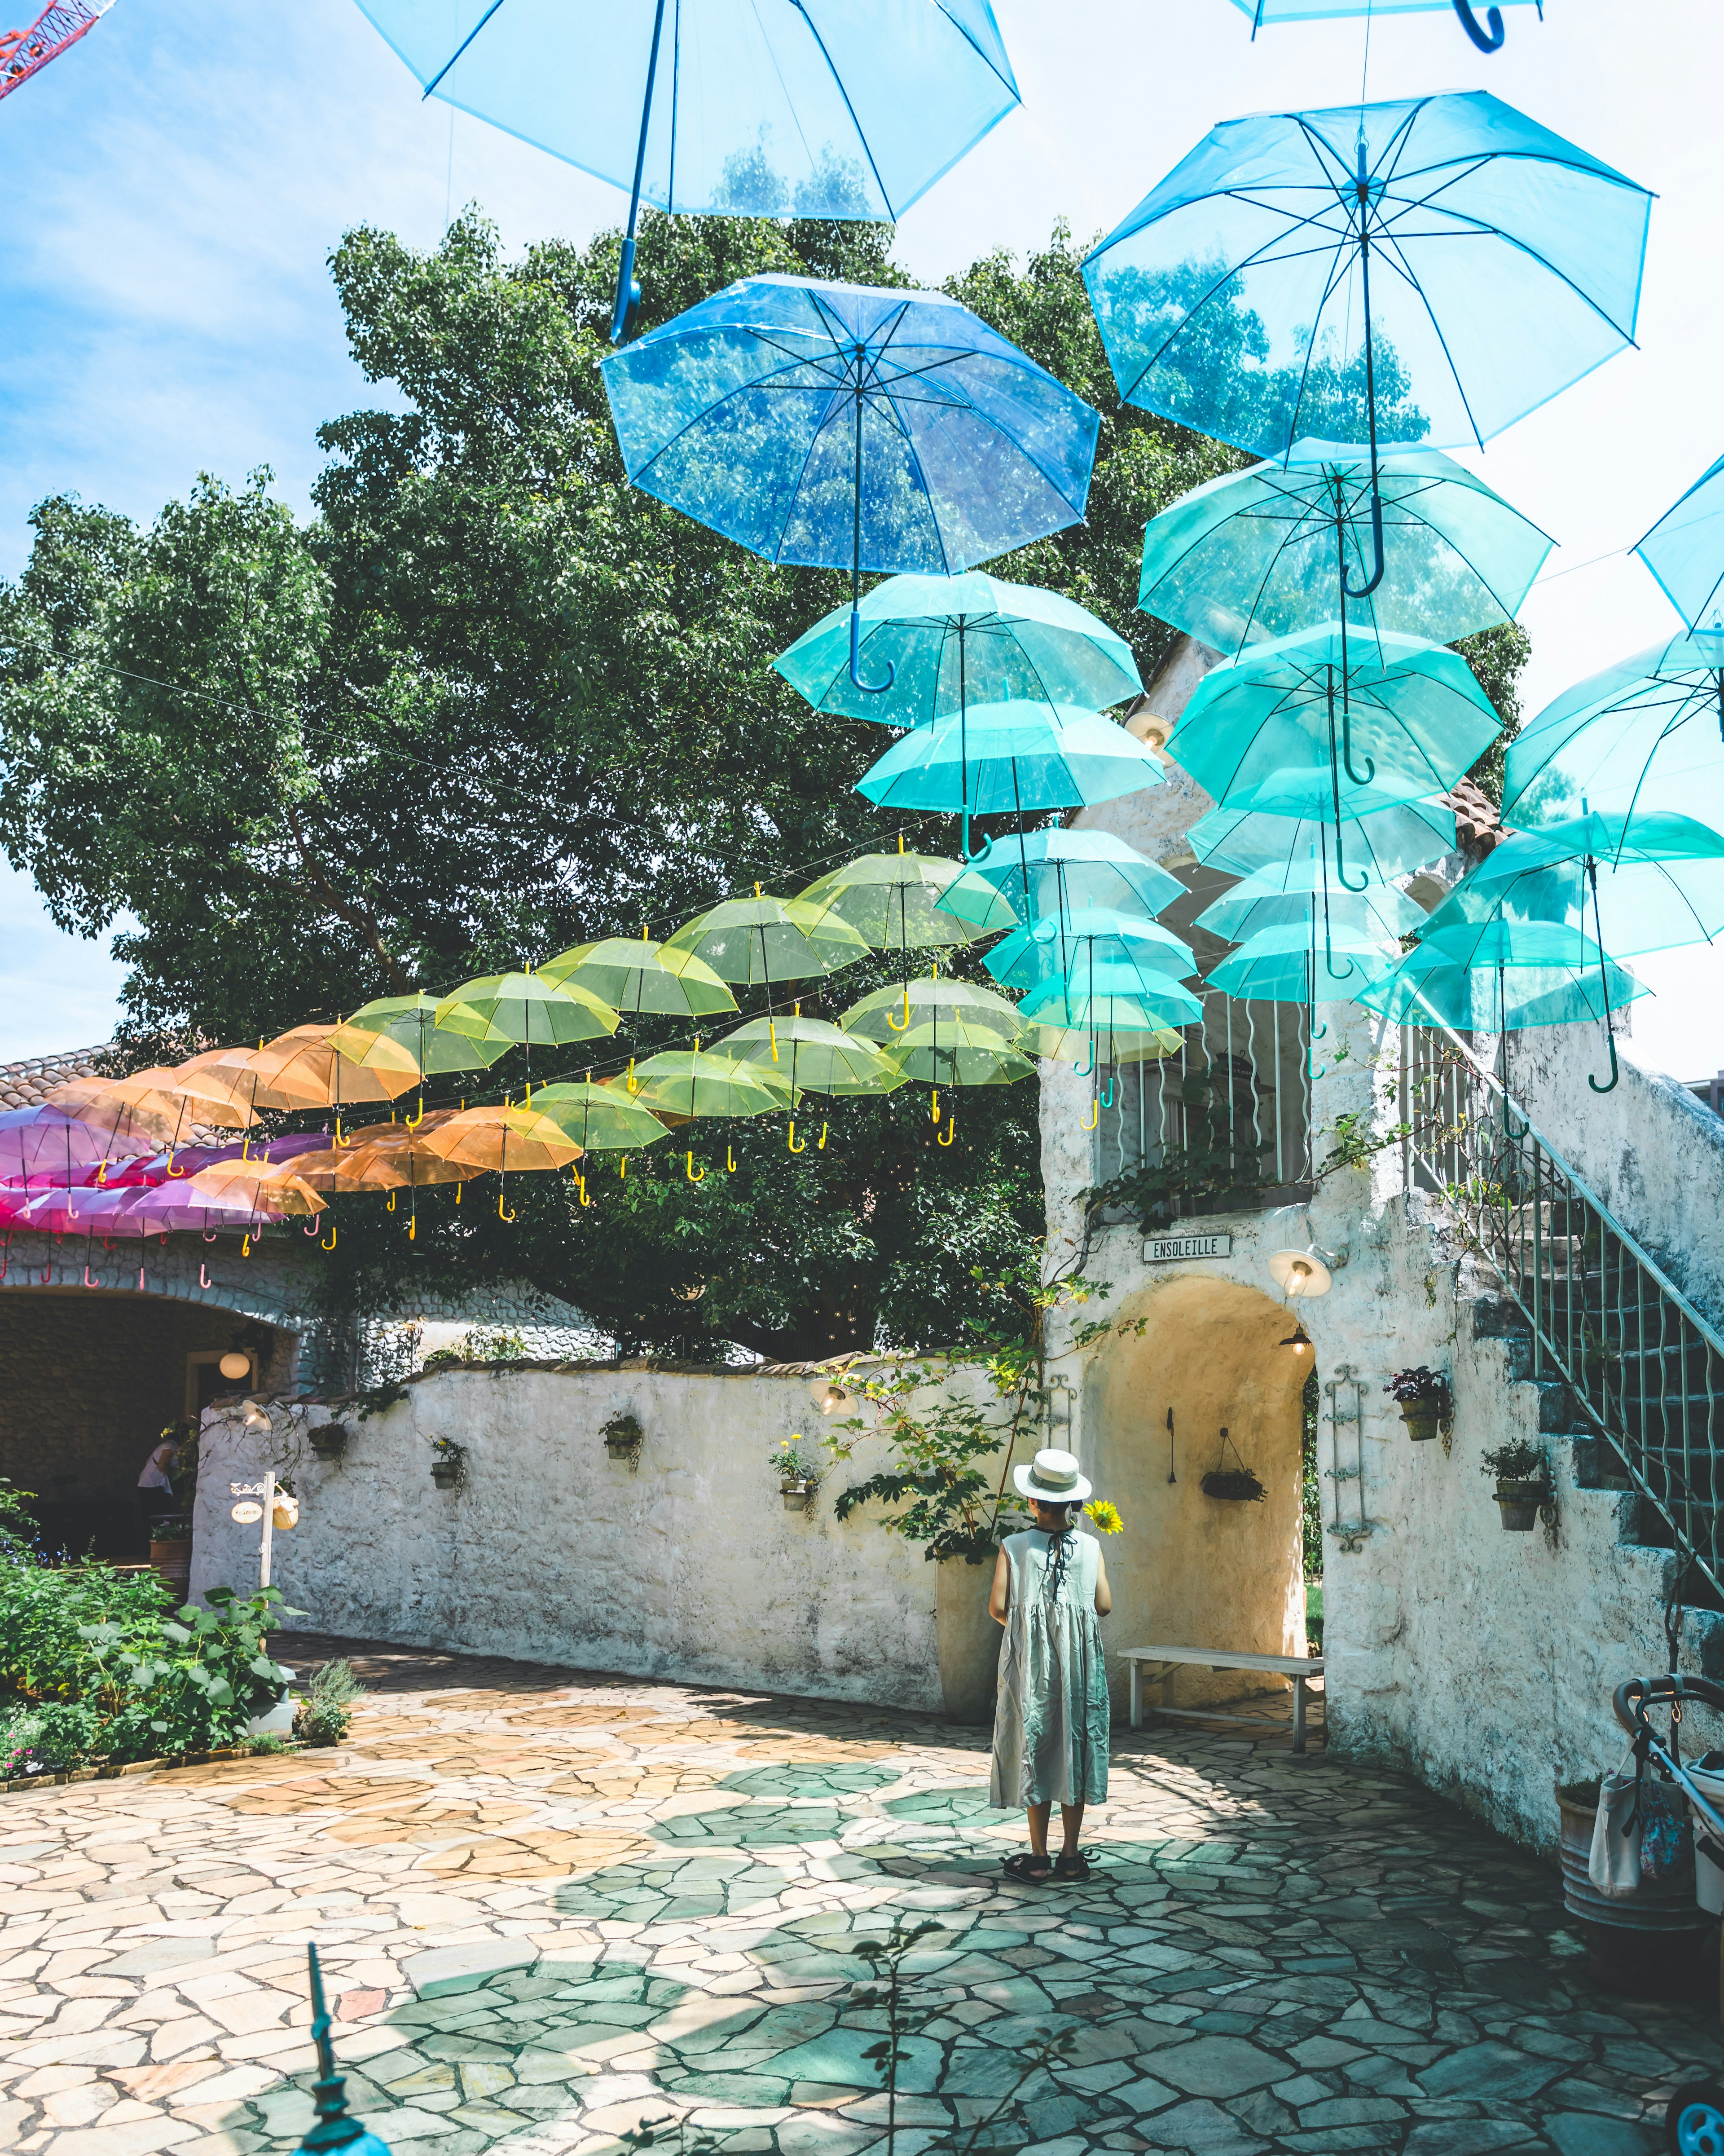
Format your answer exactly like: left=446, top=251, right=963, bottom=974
left=1482, top=1441, right=1548, bottom=1532
left=430, top=1437, right=466, bottom=1491
left=771, top=1440, right=822, bottom=1517
left=1201, top=1428, right=1265, bottom=1504
left=1385, top=1367, right=1451, bottom=1444
left=309, top=1422, right=348, bottom=1461
left=601, top=1412, right=644, bottom=1466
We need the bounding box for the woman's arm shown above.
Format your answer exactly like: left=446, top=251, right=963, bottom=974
left=1094, top=1548, right=1112, bottom=1617
left=988, top=1544, right=1011, bottom=1626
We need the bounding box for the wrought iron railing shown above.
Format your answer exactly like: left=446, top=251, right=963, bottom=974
left=1401, top=1020, right=1724, bottom=1604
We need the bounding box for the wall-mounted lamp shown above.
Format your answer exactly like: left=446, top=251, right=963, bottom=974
left=1269, top=1248, right=1333, bottom=1299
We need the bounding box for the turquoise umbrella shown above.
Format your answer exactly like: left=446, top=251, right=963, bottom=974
left=855, top=701, right=1163, bottom=857
left=1502, top=633, right=1724, bottom=830
left=934, top=827, right=1184, bottom=932
left=1021, top=975, right=1205, bottom=1030
left=1195, top=862, right=1426, bottom=943
left=1205, top=920, right=1396, bottom=1002
left=1139, top=441, right=1552, bottom=658
left=1187, top=772, right=1457, bottom=884
left=1360, top=937, right=1649, bottom=1036
left=984, top=907, right=1197, bottom=993
left=1634, top=455, right=1724, bottom=638
left=774, top=571, right=1141, bottom=727
left=1167, top=624, right=1502, bottom=818
left=1224, top=0, right=1542, bottom=53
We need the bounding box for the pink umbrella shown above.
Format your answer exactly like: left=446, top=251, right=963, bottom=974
left=0, top=1106, right=151, bottom=1177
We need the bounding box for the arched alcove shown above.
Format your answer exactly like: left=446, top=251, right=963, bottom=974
left=1086, top=1270, right=1311, bottom=1714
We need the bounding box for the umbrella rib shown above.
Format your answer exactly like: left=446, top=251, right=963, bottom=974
left=780, top=6, right=897, bottom=214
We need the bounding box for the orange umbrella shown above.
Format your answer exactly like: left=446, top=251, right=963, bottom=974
left=420, top=1105, right=585, bottom=1174
left=167, top=1046, right=299, bottom=1116
left=46, top=1068, right=252, bottom=1148
left=334, top=1142, right=469, bottom=1190
left=182, top=1159, right=328, bottom=1215
left=252, top=1025, right=421, bottom=1110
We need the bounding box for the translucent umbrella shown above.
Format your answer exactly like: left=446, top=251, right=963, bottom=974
left=0, top=1104, right=153, bottom=1176
left=168, top=1046, right=303, bottom=1117
left=529, top=1082, right=673, bottom=1152
left=1084, top=92, right=1649, bottom=593
left=1501, top=633, right=1724, bottom=829
left=839, top=974, right=1021, bottom=1045
left=1223, top=0, right=1544, bottom=54
left=1204, top=921, right=1397, bottom=1002
left=182, top=1160, right=328, bottom=1216
left=856, top=701, right=1163, bottom=858
left=1633, top=454, right=1724, bottom=637
left=707, top=1014, right=903, bottom=1096
left=1167, top=624, right=1502, bottom=818
left=796, top=850, right=984, bottom=952
left=880, top=1029, right=1035, bottom=1092
left=1194, top=863, right=1427, bottom=943
left=434, top=974, right=620, bottom=1066
left=935, top=827, right=1183, bottom=934
left=664, top=895, right=867, bottom=988
left=984, top=908, right=1197, bottom=993
left=1019, top=979, right=1204, bottom=1030
left=1022, top=1021, right=1183, bottom=1065
left=1138, top=441, right=1552, bottom=658
left=602, top=276, right=1097, bottom=691
left=774, top=570, right=1140, bottom=726
left=622, top=1052, right=789, bottom=1124
left=539, top=936, right=736, bottom=1019
left=355, top=1, right=1020, bottom=343
left=1188, top=772, right=1457, bottom=883
left=332, top=994, right=515, bottom=1076
left=420, top=1104, right=587, bottom=1219
left=1360, top=938, right=1650, bottom=1035
left=45, top=1068, right=242, bottom=1152
left=252, top=1025, right=423, bottom=1110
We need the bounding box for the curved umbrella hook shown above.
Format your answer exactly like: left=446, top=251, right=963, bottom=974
left=1340, top=696, right=1376, bottom=789
left=1341, top=486, right=1386, bottom=600
left=1073, top=1036, right=1095, bottom=1079
left=1340, top=139, right=1390, bottom=601
left=1586, top=853, right=1621, bottom=1094
left=850, top=605, right=895, bottom=696
left=1451, top=0, right=1506, bottom=50
left=1322, top=913, right=1357, bottom=985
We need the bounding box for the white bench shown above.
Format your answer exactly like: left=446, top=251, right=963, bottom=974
left=1122, top=1645, right=1325, bottom=1755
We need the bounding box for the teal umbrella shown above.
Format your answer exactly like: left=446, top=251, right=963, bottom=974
left=1634, top=454, right=1724, bottom=639
left=984, top=907, right=1196, bottom=993
left=1020, top=965, right=1204, bottom=1030
left=1188, top=772, right=1457, bottom=883
left=1168, top=623, right=1502, bottom=818
left=1139, top=441, right=1552, bottom=658
left=934, top=827, right=1184, bottom=933
left=1195, top=862, right=1426, bottom=943
left=1360, top=937, right=1649, bottom=1036
left=1205, top=921, right=1396, bottom=1003
left=774, top=571, right=1141, bottom=726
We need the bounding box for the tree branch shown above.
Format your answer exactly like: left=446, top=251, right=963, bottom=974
left=280, top=799, right=412, bottom=992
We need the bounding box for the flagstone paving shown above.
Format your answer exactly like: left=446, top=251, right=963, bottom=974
left=1, top=1635, right=1720, bottom=2156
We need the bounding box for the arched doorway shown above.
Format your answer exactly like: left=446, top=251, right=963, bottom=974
left=1086, top=1271, right=1311, bottom=1715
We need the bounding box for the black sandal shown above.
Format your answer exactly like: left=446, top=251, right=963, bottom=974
left=1001, top=1851, right=1055, bottom=1883
left=1054, top=1849, right=1095, bottom=1881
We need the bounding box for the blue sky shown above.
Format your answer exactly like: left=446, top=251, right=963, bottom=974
left=3, top=0, right=1723, bottom=1071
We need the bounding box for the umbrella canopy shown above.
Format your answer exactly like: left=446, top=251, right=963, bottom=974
left=880, top=1030, right=1035, bottom=1088
left=1413, top=918, right=1609, bottom=970
left=332, top=994, right=514, bottom=1076
left=1204, top=921, right=1397, bottom=1003
left=330, top=1143, right=471, bottom=1191
left=539, top=936, right=737, bottom=1018
left=182, top=1159, right=328, bottom=1216
left=1633, top=453, right=1724, bottom=638
left=0, top=1105, right=152, bottom=1175
left=44, top=1069, right=229, bottom=1149
left=774, top=571, right=1140, bottom=726
left=840, top=975, right=1021, bottom=1045
left=1022, top=1021, right=1183, bottom=1064
left=984, top=907, right=1197, bottom=992
left=935, top=827, right=1184, bottom=932
left=1138, top=441, right=1552, bottom=657
left=167, top=1046, right=304, bottom=1115
left=1195, top=863, right=1426, bottom=942
left=529, top=1082, right=673, bottom=1152
left=252, top=1025, right=423, bottom=1108
left=1018, top=979, right=1205, bottom=1031
left=1085, top=92, right=1648, bottom=597
left=1224, top=0, right=1544, bottom=50
left=856, top=701, right=1164, bottom=852
left=435, top=972, right=620, bottom=1047
left=420, top=1106, right=587, bottom=1174
left=1168, top=624, right=1502, bottom=811
left=1188, top=772, right=1457, bottom=881
left=796, top=851, right=983, bottom=952
left=602, top=276, right=1097, bottom=690
left=355, top=0, right=1020, bottom=339
left=1360, top=939, right=1650, bottom=1034
left=707, top=1014, right=903, bottom=1096
left=622, top=1051, right=790, bottom=1123
left=664, top=895, right=867, bottom=987
left=1501, top=633, right=1724, bottom=829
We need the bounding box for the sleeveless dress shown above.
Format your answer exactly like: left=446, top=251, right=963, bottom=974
left=989, top=1528, right=1110, bottom=1809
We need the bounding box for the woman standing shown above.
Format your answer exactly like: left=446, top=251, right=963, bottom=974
left=988, top=1446, right=1112, bottom=1883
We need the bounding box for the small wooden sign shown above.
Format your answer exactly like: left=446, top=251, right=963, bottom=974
left=230, top=1500, right=263, bottom=1524
left=1144, top=1231, right=1232, bottom=1263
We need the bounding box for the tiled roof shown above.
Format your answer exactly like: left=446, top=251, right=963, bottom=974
left=0, top=1045, right=114, bottom=1112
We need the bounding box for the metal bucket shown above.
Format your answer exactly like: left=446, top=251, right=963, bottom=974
left=1555, top=1781, right=1715, bottom=1997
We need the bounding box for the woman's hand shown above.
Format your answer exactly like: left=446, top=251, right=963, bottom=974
left=1094, top=1548, right=1112, bottom=1617
left=988, top=1544, right=1010, bottom=1626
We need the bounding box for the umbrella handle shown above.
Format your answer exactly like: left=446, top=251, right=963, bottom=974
left=608, top=0, right=668, bottom=340
left=937, top=1114, right=956, bottom=1146
left=1340, top=699, right=1376, bottom=789
left=1588, top=1029, right=1621, bottom=1094
left=686, top=1151, right=705, bottom=1183
left=787, top=1120, right=805, bottom=1154
left=1333, top=821, right=1369, bottom=894
left=1451, top=0, right=1506, bottom=49
left=886, top=986, right=911, bottom=1032
left=1341, top=489, right=1386, bottom=600
left=849, top=607, right=895, bottom=695
left=1099, top=1073, right=1115, bottom=1111
left=1073, top=1038, right=1095, bottom=1078
left=1081, top=1097, right=1098, bottom=1132
left=960, top=813, right=994, bottom=865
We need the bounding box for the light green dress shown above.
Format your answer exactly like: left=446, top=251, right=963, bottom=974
left=989, top=1527, right=1110, bottom=1810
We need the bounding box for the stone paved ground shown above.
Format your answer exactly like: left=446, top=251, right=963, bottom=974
left=2, top=1637, right=1721, bottom=2156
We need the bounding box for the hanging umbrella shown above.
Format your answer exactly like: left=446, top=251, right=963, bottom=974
left=332, top=994, right=515, bottom=1075
left=1022, top=1020, right=1183, bottom=1064
left=1167, top=624, right=1502, bottom=819
left=539, top=936, right=737, bottom=1018
left=1084, top=92, right=1649, bottom=595
left=355, top=1, right=1020, bottom=342
left=435, top=972, right=620, bottom=1053
left=602, top=276, right=1098, bottom=691
left=251, top=1025, right=423, bottom=1108
left=984, top=907, right=1197, bottom=993
left=707, top=1014, right=904, bottom=1095
left=664, top=894, right=867, bottom=987
left=1195, top=861, right=1426, bottom=943
left=167, top=1046, right=303, bottom=1116
left=420, top=1106, right=587, bottom=1173
left=1138, top=441, right=1552, bottom=658
left=880, top=1030, right=1035, bottom=1089
left=1204, top=921, right=1397, bottom=1002
left=1360, top=935, right=1649, bottom=1034
left=774, top=571, right=1141, bottom=727
left=182, top=1160, right=328, bottom=1216
left=1188, top=772, right=1457, bottom=882
left=796, top=849, right=984, bottom=952
left=1634, top=456, right=1724, bottom=638
left=856, top=701, right=1164, bottom=857
left=1019, top=978, right=1205, bottom=1030
left=1502, top=633, right=1724, bottom=829
left=331, top=1144, right=470, bottom=1191
left=529, top=1082, right=673, bottom=1151
left=1223, top=0, right=1544, bottom=55
left=0, top=1105, right=153, bottom=1177
left=44, top=1068, right=240, bottom=1152
left=935, top=827, right=1184, bottom=933
left=839, top=974, right=1021, bottom=1045
left=622, top=1051, right=790, bottom=1124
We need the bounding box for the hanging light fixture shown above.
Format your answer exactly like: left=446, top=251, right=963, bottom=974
left=1279, top=1322, right=1314, bottom=1356
left=219, top=1350, right=251, bottom=1380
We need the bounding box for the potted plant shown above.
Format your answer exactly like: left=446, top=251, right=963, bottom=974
left=429, top=1437, right=466, bottom=1490
left=1482, top=1438, right=1548, bottom=1530
left=1385, top=1367, right=1451, bottom=1443
left=1200, top=1428, right=1265, bottom=1503
left=308, top=1421, right=348, bottom=1460
left=601, top=1412, right=643, bottom=1465
left=772, top=1438, right=822, bottom=1515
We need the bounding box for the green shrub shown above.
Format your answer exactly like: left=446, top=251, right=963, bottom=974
left=295, top=1657, right=364, bottom=1747
left=1, top=1701, right=103, bottom=1777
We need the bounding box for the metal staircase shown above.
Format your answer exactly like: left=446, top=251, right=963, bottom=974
left=1401, top=1022, right=1724, bottom=1607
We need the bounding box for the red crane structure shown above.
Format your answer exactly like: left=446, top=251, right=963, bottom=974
left=0, top=0, right=115, bottom=103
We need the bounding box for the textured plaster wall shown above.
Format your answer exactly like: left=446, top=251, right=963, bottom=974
left=190, top=1366, right=976, bottom=1711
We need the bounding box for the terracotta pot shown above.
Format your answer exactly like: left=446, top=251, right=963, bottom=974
left=936, top=1557, right=1003, bottom=1726
left=1400, top=1402, right=1441, bottom=1443
left=1554, top=1780, right=1714, bottom=1997
left=150, top=1539, right=191, bottom=1595
left=1495, top=1478, right=1545, bottom=1531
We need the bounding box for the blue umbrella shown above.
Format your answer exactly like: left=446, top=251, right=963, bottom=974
left=984, top=907, right=1197, bottom=993
left=1138, top=441, right=1552, bottom=658
left=353, top=0, right=1020, bottom=342
left=934, top=828, right=1185, bottom=932
left=1084, top=93, right=1649, bottom=594
left=1223, top=0, right=1542, bottom=55
left=1634, top=456, right=1724, bottom=639
left=603, top=276, right=1099, bottom=690
left=1189, top=772, right=1457, bottom=881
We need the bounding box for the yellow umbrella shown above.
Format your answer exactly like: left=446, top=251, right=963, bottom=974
left=252, top=1024, right=422, bottom=1109
left=540, top=936, right=737, bottom=1019
left=420, top=1103, right=585, bottom=1219
left=664, top=892, right=867, bottom=986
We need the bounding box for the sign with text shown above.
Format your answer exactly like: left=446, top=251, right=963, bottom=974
left=1144, top=1232, right=1233, bottom=1263
left=230, top=1501, right=263, bottom=1524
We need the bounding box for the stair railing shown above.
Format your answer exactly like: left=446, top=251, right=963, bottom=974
left=1400, top=1017, right=1724, bottom=1608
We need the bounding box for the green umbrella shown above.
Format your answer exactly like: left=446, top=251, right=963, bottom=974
left=796, top=849, right=983, bottom=952
left=530, top=1080, right=673, bottom=1151
left=435, top=971, right=620, bottom=1048
left=625, top=1050, right=791, bottom=1123
left=881, top=1030, right=1036, bottom=1089
left=1022, top=1021, right=1182, bottom=1064
left=839, top=974, right=1022, bottom=1045
left=707, top=1014, right=904, bottom=1097
left=332, top=993, right=515, bottom=1075
left=665, top=893, right=868, bottom=986
left=540, top=936, right=737, bottom=1019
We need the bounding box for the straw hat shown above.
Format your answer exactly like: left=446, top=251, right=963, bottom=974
left=1012, top=1447, right=1094, bottom=1505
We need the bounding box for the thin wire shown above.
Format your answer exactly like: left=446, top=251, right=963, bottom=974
left=1360, top=0, right=1374, bottom=110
